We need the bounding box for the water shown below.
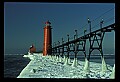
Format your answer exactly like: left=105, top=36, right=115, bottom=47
left=69, top=54, right=115, bottom=67
left=4, top=55, right=30, bottom=78
left=4, top=54, right=115, bottom=78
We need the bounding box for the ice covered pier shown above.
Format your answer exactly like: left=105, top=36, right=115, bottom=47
left=17, top=53, right=115, bottom=79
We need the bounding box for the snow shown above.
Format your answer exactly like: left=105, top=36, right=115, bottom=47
left=17, top=53, right=115, bottom=79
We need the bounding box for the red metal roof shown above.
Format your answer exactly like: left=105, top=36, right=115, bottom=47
left=45, top=20, right=51, bottom=24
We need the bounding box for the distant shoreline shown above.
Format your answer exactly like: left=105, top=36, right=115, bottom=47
left=4, top=54, right=115, bottom=55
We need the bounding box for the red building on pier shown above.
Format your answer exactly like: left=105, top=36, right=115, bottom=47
left=29, top=44, right=36, bottom=53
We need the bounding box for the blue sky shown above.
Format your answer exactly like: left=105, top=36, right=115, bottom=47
left=4, top=2, right=115, bottom=54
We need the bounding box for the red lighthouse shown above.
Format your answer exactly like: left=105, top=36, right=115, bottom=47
left=43, top=20, right=52, bottom=56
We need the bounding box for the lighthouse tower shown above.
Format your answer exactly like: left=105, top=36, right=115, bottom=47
left=43, top=20, right=52, bottom=56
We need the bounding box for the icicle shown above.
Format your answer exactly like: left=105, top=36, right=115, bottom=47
left=68, top=57, right=71, bottom=64
left=54, top=55, right=56, bottom=60
left=57, top=56, right=59, bottom=61
left=59, top=56, right=61, bottom=62
left=101, top=57, right=108, bottom=72
left=50, top=55, right=53, bottom=60
left=109, top=64, right=115, bottom=79
left=83, top=58, right=90, bottom=73
left=47, top=55, right=49, bottom=59
left=64, top=57, right=69, bottom=65
left=50, top=55, right=52, bottom=59
left=76, top=58, right=79, bottom=65
left=52, top=56, right=55, bottom=62
left=56, top=56, right=58, bottom=61
left=59, top=56, right=62, bottom=62
left=61, top=56, right=64, bottom=62
left=63, top=55, right=66, bottom=62
left=47, top=55, right=49, bottom=58
left=71, top=58, right=76, bottom=67
left=48, top=55, right=50, bottom=58
left=71, top=58, right=78, bottom=67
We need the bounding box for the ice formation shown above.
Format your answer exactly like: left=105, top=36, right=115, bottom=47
left=101, top=57, right=108, bottom=73
left=17, top=53, right=115, bottom=79
left=109, top=64, right=115, bottom=79
left=71, top=58, right=78, bottom=67
left=83, top=58, right=90, bottom=73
